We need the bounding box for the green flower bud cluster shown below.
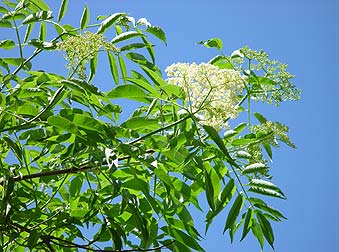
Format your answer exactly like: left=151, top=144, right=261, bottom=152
left=57, top=32, right=119, bottom=79
left=250, top=121, right=296, bottom=148
left=240, top=46, right=301, bottom=105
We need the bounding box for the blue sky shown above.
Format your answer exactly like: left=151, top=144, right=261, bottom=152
left=4, top=0, right=339, bottom=251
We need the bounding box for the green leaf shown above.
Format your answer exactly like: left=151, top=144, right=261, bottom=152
left=23, top=23, right=34, bottom=43
left=249, top=179, right=286, bottom=199
left=97, top=13, right=125, bottom=34
left=57, top=0, right=68, bottom=22
left=125, top=77, right=156, bottom=94
left=263, top=142, right=273, bottom=160
left=69, top=175, right=83, bottom=197
left=0, top=19, right=12, bottom=28
left=111, top=31, right=144, bottom=44
left=171, top=228, right=204, bottom=251
left=224, top=193, right=244, bottom=233
left=250, top=198, right=287, bottom=220
left=243, top=163, right=267, bottom=174
left=80, top=4, right=89, bottom=30
left=22, top=11, right=53, bottom=24
left=142, top=37, right=155, bottom=63
left=106, top=84, right=150, bottom=103
left=146, top=26, right=166, bottom=45
left=120, top=42, right=149, bottom=52
left=198, top=38, right=223, bottom=51
left=28, top=39, right=57, bottom=50
left=47, top=116, right=78, bottom=134
left=29, top=0, right=50, bottom=11
left=231, top=138, right=254, bottom=146
left=121, top=117, right=159, bottom=131
left=2, top=58, right=32, bottom=70
left=3, top=136, right=22, bottom=162
left=209, top=55, right=233, bottom=69
left=254, top=112, right=267, bottom=124
left=107, top=51, right=119, bottom=84
left=27, top=230, right=40, bottom=249
left=249, top=187, right=286, bottom=199
left=251, top=218, right=264, bottom=249
left=205, top=169, right=215, bottom=211
left=38, top=22, right=46, bottom=41
left=117, top=55, right=127, bottom=82
left=240, top=208, right=253, bottom=241
left=0, top=40, right=15, bottom=50
left=73, top=114, right=105, bottom=133
left=257, top=212, right=275, bottom=249
left=88, top=52, right=98, bottom=82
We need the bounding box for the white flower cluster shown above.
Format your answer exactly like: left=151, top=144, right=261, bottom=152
left=166, top=63, right=244, bottom=130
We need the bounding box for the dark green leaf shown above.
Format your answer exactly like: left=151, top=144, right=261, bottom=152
left=251, top=218, right=264, bottom=249
left=69, top=175, right=83, bottom=197
left=57, top=0, right=68, bottom=21
left=263, top=142, right=273, bottom=160
left=107, top=52, right=119, bottom=84
left=88, top=52, right=98, bottom=82
left=0, top=40, right=15, bottom=50
left=198, top=38, right=223, bottom=51
left=80, top=4, right=89, bottom=30
left=97, top=13, right=125, bottom=34
left=171, top=228, right=204, bottom=251
left=257, top=212, right=275, bottom=249
left=47, top=115, right=78, bottom=134
left=240, top=208, right=253, bottom=241
left=224, top=193, right=244, bottom=233
left=120, top=42, right=149, bottom=52
left=3, top=136, right=22, bottom=162
left=146, top=26, right=166, bottom=45
left=249, top=179, right=286, bottom=198
left=141, top=37, right=155, bottom=63
left=205, top=169, right=215, bottom=211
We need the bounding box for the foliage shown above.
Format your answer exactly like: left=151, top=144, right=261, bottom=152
left=0, top=1, right=300, bottom=251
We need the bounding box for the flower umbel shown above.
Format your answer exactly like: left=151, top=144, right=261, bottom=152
left=57, top=32, right=119, bottom=79
left=166, top=63, right=244, bottom=130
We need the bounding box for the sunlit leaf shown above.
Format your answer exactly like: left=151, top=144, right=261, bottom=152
left=22, top=11, right=53, bottom=24
left=57, top=0, right=68, bottom=21
left=198, top=38, right=223, bottom=50
left=111, top=31, right=144, bottom=44
left=0, top=40, right=15, bottom=50
left=257, top=212, right=275, bottom=249
left=224, top=193, right=244, bottom=233
left=97, top=13, right=125, bottom=34
left=107, top=51, right=119, bottom=84
left=146, top=26, right=166, bottom=45
left=80, top=4, right=89, bottom=30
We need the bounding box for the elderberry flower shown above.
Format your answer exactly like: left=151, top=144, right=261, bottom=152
left=57, top=32, right=119, bottom=79
left=166, top=62, right=245, bottom=130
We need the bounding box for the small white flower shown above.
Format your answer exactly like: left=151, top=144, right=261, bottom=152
left=166, top=62, right=245, bottom=130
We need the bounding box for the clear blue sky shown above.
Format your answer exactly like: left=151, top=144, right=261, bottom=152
left=7, top=0, right=339, bottom=251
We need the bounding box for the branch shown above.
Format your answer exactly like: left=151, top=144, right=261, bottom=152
left=10, top=222, right=175, bottom=252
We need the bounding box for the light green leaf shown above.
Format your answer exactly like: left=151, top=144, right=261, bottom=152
left=22, top=11, right=53, bottom=24
left=254, top=112, right=267, bottom=124
left=243, top=163, right=267, bottom=174
left=29, top=0, right=50, bottom=10
left=0, top=40, right=15, bottom=50
left=121, top=117, right=159, bottom=131
left=23, top=23, right=34, bottom=43
left=38, top=22, right=46, bottom=41
left=107, top=51, right=119, bottom=84
left=171, top=228, right=204, bottom=251
left=249, top=179, right=286, bottom=198
left=69, top=175, right=83, bottom=197
left=224, top=193, right=244, bottom=233
left=249, top=187, right=286, bottom=199
left=142, top=37, right=155, bottom=63
left=47, top=115, right=78, bottom=134
left=120, top=42, right=149, bottom=52
left=0, top=19, right=12, bottom=28
left=73, top=114, right=105, bottom=133
left=3, top=57, right=32, bottom=70
left=106, top=84, right=150, bottom=103
left=198, top=38, right=223, bottom=51
left=209, top=55, right=233, bottom=69
left=97, top=13, right=125, bottom=34
left=28, top=39, right=57, bottom=50
left=57, top=0, right=68, bottom=21
left=118, top=55, right=127, bottom=82
left=80, top=4, right=89, bottom=30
